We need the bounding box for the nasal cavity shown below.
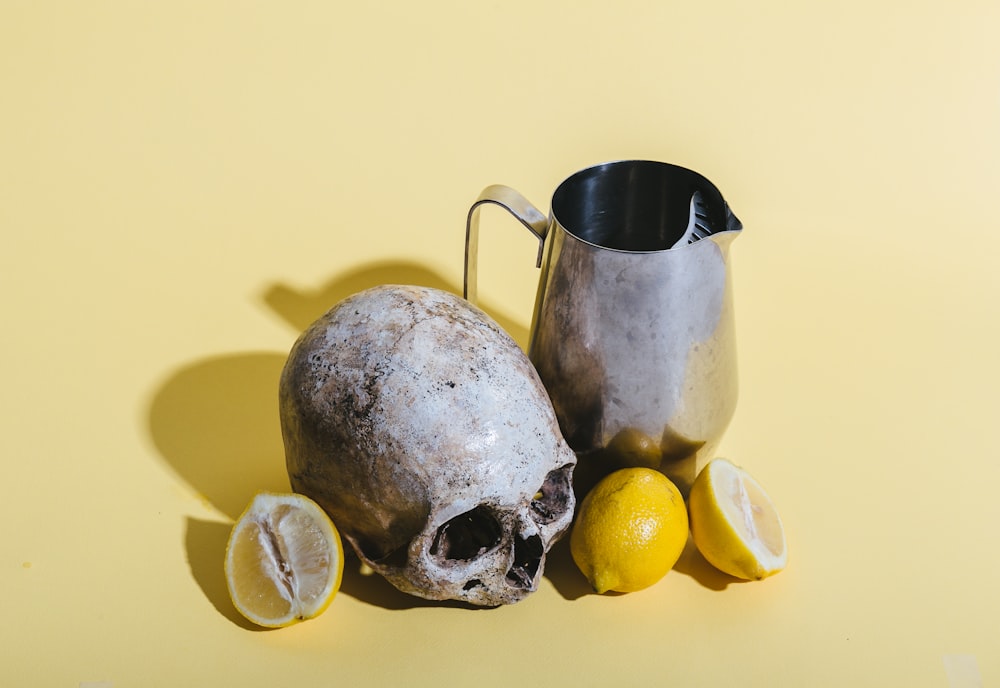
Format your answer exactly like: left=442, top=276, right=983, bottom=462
left=506, top=534, right=543, bottom=589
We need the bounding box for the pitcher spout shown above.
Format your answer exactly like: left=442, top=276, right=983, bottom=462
left=710, top=204, right=742, bottom=249
left=671, top=188, right=742, bottom=250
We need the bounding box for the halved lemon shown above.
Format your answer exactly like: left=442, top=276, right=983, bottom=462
left=224, top=492, right=344, bottom=628
left=688, top=458, right=787, bottom=580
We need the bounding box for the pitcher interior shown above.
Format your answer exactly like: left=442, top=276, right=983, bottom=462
left=550, top=160, right=731, bottom=252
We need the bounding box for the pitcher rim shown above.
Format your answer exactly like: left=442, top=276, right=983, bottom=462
left=549, top=159, right=741, bottom=254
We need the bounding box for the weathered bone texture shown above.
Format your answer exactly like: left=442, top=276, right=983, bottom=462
left=279, top=285, right=576, bottom=606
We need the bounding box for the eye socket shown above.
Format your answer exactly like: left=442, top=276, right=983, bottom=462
left=430, top=506, right=502, bottom=561
left=530, top=464, right=573, bottom=524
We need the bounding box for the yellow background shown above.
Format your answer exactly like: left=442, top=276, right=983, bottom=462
left=3, top=1, right=998, bottom=686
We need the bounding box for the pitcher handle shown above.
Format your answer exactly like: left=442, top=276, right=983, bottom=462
left=464, top=184, right=549, bottom=305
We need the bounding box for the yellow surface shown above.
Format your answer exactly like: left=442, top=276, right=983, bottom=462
left=2, top=1, right=998, bottom=685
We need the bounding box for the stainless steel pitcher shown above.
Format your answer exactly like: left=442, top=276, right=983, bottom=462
left=464, top=160, right=742, bottom=492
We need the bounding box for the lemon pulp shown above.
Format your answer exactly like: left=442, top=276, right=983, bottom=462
left=225, top=492, right=344, bottom=627
left=688, top=458, right=787, bottom=580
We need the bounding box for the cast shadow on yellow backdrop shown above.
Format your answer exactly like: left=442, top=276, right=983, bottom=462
left=147, top=260, right=735, bottom=626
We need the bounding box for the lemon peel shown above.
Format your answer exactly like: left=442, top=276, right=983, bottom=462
left=570, top=468, right=688, bottom=593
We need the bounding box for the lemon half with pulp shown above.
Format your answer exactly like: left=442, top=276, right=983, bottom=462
left=224, top=492, right=344, bottom=628
left=688, top=458, right=787, bottom=580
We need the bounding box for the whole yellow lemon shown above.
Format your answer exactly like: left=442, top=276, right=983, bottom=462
left=570, top=467, right=688, bottom=593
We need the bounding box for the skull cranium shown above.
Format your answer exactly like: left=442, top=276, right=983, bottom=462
left=279, top=285, right=576, bottom=606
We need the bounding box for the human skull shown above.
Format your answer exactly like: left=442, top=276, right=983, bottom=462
left=279, top=285, right=576, bottom=606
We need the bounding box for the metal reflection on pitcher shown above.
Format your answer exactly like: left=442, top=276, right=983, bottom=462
left=465, top=160, right=742, bottom=494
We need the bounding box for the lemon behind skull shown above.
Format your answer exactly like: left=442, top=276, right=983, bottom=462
left=570, top=467, right=688, bottom=593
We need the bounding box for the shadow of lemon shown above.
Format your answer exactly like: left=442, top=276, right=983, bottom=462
left=184, top=518, right=267, bottom=631
left=672, top=538, right=743, bottom=591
